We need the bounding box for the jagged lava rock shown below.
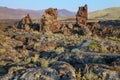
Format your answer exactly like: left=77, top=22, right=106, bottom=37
left=1, top=67, right=59, bottom=80
left=50, top=61, right=76, bottom=80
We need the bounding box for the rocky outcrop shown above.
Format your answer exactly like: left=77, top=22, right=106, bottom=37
left=76, top=4, right=88, bottom=26
left=88, top=22, right=120, bottom=38
left=40, top=8, right=60, bottom=33
left=75, top=5, right=92, bottom=36
left=18, top=14, right=32, bottom=31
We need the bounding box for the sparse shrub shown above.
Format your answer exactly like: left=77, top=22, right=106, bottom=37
left=50, top=57, right=58, bottom=63
left=100, top=47, right=108, bottom=53
left=70, top=48, right=81, bottom=57
left=107, top=37, right=120, bottom=41
left=34, top=42, right=41, bottom=50
left=85, top=64, right=89, bottom=73
left=32, top=53, right=39, bottom=63
left=8, top=66, right=24, bottom=74
left=0, top=48, right=6, bottom=54
left=102, top=72, right=107, bottom=80
left=84, top=69, right=96, bottom=80
left=87, top=40, right=98, bottom=48
left=32, top=31, right=40, bottom=35
left=14, top=56, right=20, bottom=63
left=40, top=58, right=49, bottom=67
left=0, top=61, right=6, bottom=66
left=25, top=57, right=31, bottom=64
left=76, top=68, right=82, bottom=79
left=80, top=35, right=87, bottom=39
left=71, top=48, right=80, bottom=54
left=45, top=31, right=53, bottom=36
left=81, top=76, right=86, bottom=80
left=55, top=47, right=65, bottom=54
left=22, top=49, right=29, bottom=56
left=92, top=55, right=99, bottom=63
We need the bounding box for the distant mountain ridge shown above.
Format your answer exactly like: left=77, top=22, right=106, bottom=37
left=0, top=6, right=120, bottom=19
left=89, top=7, right=120, bottom=20
left=0, top=7, right=75, bottom=19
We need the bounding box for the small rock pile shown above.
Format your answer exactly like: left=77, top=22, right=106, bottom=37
left=18, top=14, right=32, bottom=31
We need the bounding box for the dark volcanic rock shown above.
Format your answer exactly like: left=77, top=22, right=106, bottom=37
left=1, top=67, right=59, bottom=80
left=88, top=22, right=120, bottom=38
left=50, top=61, right=76, bottom=80
left=99, top=20, right=120, bottom=27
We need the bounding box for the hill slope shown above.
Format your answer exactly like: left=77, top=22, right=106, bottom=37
left=0, top=7, right=75, bottom=19
left=88, top=7, right=120, bottom=20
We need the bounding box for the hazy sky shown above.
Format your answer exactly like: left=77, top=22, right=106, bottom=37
left=0, top=0, right=120, bottom=12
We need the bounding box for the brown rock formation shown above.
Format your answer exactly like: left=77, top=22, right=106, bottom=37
left=40, top=8, right=59, bottom=33
left=18, top=14, right=32, bottom=31
left=76, top=4, right=88, bottom=26
left=75, top=5, right=92, bottom=36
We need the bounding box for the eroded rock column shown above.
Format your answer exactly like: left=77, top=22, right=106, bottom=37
left=76, top=5, right=92, bottom=36
left=40, top=8, right=59, bottom=33
left=76, top=4, right=88, bottom=26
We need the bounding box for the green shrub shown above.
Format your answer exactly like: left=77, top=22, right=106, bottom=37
left=87, top=41, right=98, bottom=48
left=32, top=53, right=39, bottom=63
left=76, top=68, right=81, bottom=79
left=100, top=47, right=108, bottom=53
left=0, top=48, right=6, bottom=54
left=71, top=48, right=80, bottom=54
left=107, top=37, right=120, bottom=41
left=85, top=70, right=95, bottom=80
left=55, top=47, right=65, bottom=54
left=25, top=58, right=31, bottom=64
left=40, top=58, right=49, bottom=67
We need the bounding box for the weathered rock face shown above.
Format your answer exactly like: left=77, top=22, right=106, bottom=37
left=40, top=8, right=59, bottom=33
left=18, top=14, right=32, bottom=31
left=75, top=5, right=92, bottom=36
left=76, top=4, right=88, bottom=26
